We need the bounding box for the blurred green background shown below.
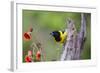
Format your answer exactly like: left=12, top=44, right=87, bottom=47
left=22, top=10, right=91, bottom=62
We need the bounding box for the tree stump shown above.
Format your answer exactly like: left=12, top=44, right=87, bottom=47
left=60, top=13, right=86, bottom=60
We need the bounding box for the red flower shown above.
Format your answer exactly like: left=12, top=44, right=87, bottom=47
left=25, top=50, right=33, bottom=62
left=23, top=27, right=33, bottom=41
left=36, top=51, right=41, bottom=61
left=23, top=32, right=32, bottom=41
left=25, top=55, right=32, bottom=62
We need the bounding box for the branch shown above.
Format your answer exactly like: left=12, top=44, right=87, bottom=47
left=60, top=13, right=86, bottom=60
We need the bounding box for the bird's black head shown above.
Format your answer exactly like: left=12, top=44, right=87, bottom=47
left=50, top=31, right=59, bottom=37
left=50, top=31, right=61, bottom=42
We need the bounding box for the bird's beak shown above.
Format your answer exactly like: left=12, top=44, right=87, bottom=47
left=50, top=32, right=53, bottom=35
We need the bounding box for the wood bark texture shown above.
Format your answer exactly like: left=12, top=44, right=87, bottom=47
left=60, top=13, right=86, bottom=60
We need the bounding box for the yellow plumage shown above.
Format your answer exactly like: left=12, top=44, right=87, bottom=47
left=50, top=30, right=67, bottom=44
left=59, top=31, right=67, bottom=43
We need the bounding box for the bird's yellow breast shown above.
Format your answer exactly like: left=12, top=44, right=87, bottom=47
left=59, top=31, right=67, bottom=43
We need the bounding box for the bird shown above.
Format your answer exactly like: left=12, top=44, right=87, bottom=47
left=50, top=30, right=67, bottom=43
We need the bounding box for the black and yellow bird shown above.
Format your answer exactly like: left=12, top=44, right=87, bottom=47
left=50, top=30, right=67, bottom=43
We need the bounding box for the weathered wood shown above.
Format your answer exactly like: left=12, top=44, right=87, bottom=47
left=60, top=13, right=86, bottom=60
